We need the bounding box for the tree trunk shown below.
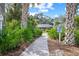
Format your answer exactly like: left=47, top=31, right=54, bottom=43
left=21, top=3, right=29, bottom=28
left=0, top=3, right=5, bottom=30
left=64, top=3, right=76, bottom=45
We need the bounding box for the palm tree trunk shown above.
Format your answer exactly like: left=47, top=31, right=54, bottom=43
left=64, top=3, right=76, bottom=45
left=21, top=3, right=29, bottom=28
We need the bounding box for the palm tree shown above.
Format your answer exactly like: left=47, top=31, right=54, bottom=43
left=5, top=3, right=22, bottom=21
left=21, top=3, right=40, bottom=28
left=64, top=3, right=76, bottom=45
left=21, top=3, right=29, bottom=28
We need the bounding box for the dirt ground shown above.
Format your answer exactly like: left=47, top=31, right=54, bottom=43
left=48, top=39, right=79, bottom=56
left=1, top=38, right=79, bottom=56
left=0, top=42, right=29, bottom=56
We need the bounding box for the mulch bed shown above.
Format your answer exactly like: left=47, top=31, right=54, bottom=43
left=0, top=42, right=29, bottom=56
left=48, top=39, right=79, bottom=56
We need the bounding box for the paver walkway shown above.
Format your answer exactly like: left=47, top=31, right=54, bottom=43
left=20, top=32, right=49, bottom=56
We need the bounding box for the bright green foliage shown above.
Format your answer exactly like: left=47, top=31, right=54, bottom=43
left=33, top=28, right=42, bottom=38
left=74, top=16, right=79, bottom=28
left=22, top=16, right=42, bottom=43
left=48, top=26, right=65, bottom=40
left=74, top=29, right=79, bottom=45
left=0, top=30, right=2, bottom=43
left=0, top=20, right=23, bottom=52
left=48, top=28, right=58, bottom=39
left=22, top=28, right=33, bottom=43
left=27, top=16, right=42, bottom=38
left=74, top=16, right=79, bottom=45
left=61, top=26, right=65, bottom=41
left=27, top=16, right=37, bottom=29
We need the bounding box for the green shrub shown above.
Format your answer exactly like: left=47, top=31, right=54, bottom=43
left=74, top=16, right=79, bottom=28
left=0, top=20, right=23, bottom=52
left=61, top=26, right=65, bottom=41
left=0, top=30, right=2, bottom=42
left=74, top=29, right=79, bottom=45
left=48, top=27, right=65, bottom=40
left=48, top=28, right=58, bottom=39
left=22, top=28, right=33, bottom=43
left=0, top=17, right=42, bottom=52
left=33, top=28, right=42, bottom=38
left=23, top=16, right=42, bottom=41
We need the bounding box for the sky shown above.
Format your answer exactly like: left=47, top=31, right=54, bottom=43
left=29, top=3, right=66, bottom=18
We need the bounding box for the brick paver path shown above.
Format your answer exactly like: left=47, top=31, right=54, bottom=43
left=20, top=33, right=49, bottom=56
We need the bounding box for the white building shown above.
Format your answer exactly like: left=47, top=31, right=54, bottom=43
left=37, top=24, right=53, bottom=30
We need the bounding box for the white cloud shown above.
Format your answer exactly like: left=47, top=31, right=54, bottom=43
left=29, top=12, right=38, bottom=16
left=37, top=3, right=54, bottom=13
left=65, top=8, right=66, bottom=11
left=29, top=3, right=54, bottom=12
left=35, top=3, right=46, bottom=9
left=47, top=3, right=54, bottom=10
left=29, top=3, right=54, bottom=15
left=29, top=9, right=48, bottom=16
left=39, top=9, right=48, bottom=12
left=53, top=14, right=59, bottom=18
left=29, top=13, right=35, bottom=16
left=36, top=3, right=54, bottom=10
left=29, top=3, right=32, bottom=7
